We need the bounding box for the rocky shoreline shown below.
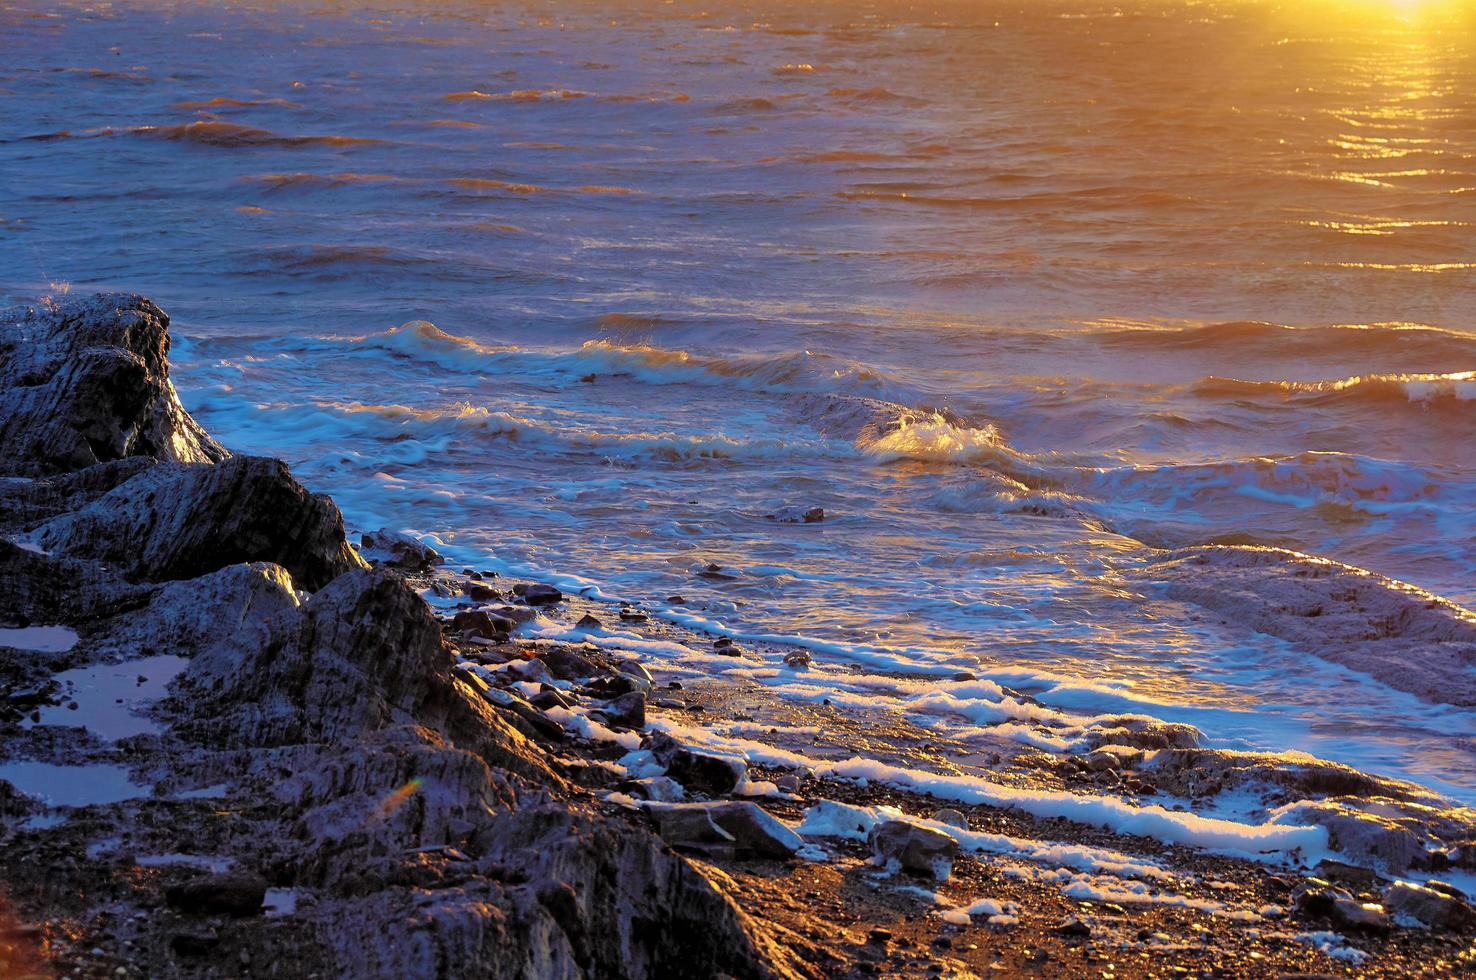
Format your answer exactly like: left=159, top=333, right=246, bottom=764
left=1, top=294, right=1474, bottom=978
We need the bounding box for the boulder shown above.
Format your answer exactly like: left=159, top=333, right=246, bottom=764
left=1383, top=882, right=1476, bottom=930
left=359, top=529, right=442, bottom=570
left=34, top=455, right=366, bottom=590
left=0, top=293, right=226, bottom=476
left=648, top=802, right=801, bottom=859
left=869, top=820, right=958, bottom=880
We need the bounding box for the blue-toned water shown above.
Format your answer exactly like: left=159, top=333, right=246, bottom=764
left=3, top=0, right=1475, bottom=801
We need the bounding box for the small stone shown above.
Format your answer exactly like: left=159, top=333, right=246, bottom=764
left=952, top=671, right=977, bottom=682
left=867, top=927, right=892, bottom=944
left=648, top=801, right=802, bottom=859
left=1054, top=917, right=1092, bottom=938
left=466, top=583, right=499, bottom=601
left=1083, top=750, right=1121, bottom=772
left=575, top=613, right=602, bottom=629
left=618, top=609, right=648, bottom=623
left=782, top=650, right=812, bottom=669
left=666, top=595, right=685, bottom=604
left=518, top=583, right=563, bottom=606
left=869, top=820, right=958, bottom=880
left=774, top=774, right=802, bottom=794
left=931, top=808, right=968, bottom=830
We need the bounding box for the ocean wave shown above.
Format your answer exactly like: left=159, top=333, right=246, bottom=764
left=174, top=96, right=302, bottom=110
left=131, top=121, right=382, bottom=148
left=306, top=400, right=833, bottom=463
left=1193, top=371, right=1476, bottom=408
left=443, top=89, right=588, bottom=102
left=344, top=321, right=928, bottom=405
left=1101, top=320, right=1476, bottom=361
left=1087, top=451, right=1444, bottom=517
left=244, top=171, right=398, bottom=191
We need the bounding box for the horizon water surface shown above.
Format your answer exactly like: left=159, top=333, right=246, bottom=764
left=3, top=0, right=1475, bottom=812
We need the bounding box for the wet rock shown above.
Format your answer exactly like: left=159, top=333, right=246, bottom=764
left=767, top=506, right=824, bottom=524
left=619, top=608, right=648, bottom=623
left=164, top=872, right=268, bottom=917
left=1276, top=799, right=1455, bottom=873
left=514, top=583, right=563, bottom=605
left=358, top=529, right=441, bottom=570
left=1382, top=881, right=1476, bottom=930
left=1085, top=717, right=1200, bottom=751
left=576, top=613, right=602, bottom=629
left=931, top=808, right=969, bottom=830
left=596, top=691, right=646, bottom=729
left=782, top=651, right=812, bottom=669
left=648, top=801, right=802, bottom=859
left=0, top=293, right=226, bottom=477
left=540, top=646, right=597, bottom=681
left=868, top=820, right=958, bottom=880
left=490, top=604, right=538, bottom=626
left=452, top=609, right=517, bottom=637
left=466, top=582, right=500, bottom=601
left=530, top=689, right=572, bottom=712
left=1147, top=546, right=1476, bottom=707
left=34, top=455, right=366, bottom=590
left=644, top=733, right=746, bottom=796
left=774, top=774, right=802, bottom=794
left=714, top=637, right=744, bottom=658
left=1083, top=750, right=1121, bottom=772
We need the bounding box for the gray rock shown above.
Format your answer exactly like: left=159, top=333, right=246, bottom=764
left=359, top=529, right=442, bottom=570
left=931, top=808, right=969, bottom=830
left=0, top=293, right=226, bottom=477
left=452, top=609, right=517, bottom=637
left=869, top=820, right=958, bottom=880
left=649, top=801, right=801, bottom=859
left=1383, top=881, right=1476, bottom=930
left=35, top=455, right=366, bottom=590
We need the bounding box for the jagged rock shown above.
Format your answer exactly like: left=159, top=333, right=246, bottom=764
left=1147, top=749, right=1426, bottom=805
left=1272, top=798, right=1476, bottom=873
left=1383, top=882, right=1476, bottom=930
left=1084, top=717, right=1200, bottom=751
left=644, top=733, right=746, bottom=796
left=359, top=529, right=442, bottom=570
left=869, top=820, right=958, bottom=880
left=34, top=455, right=366, bottom=590
left=596, top=691, right=646, bottom=730
left=647, top=801, right=801, bottom=859
left=540, top=647, right=598, bottom=681
left=783, top=651, right=812, bottom=669
left=165, top=871, right=268, bottom=916
left=576, top=613, right=602, bottom=629
left=0, top=294, right=226, bottom=476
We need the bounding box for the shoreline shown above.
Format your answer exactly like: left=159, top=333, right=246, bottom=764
left=1, top=294, right=1474, bottom=978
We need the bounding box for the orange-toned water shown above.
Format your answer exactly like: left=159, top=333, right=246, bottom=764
left=3, top=0, right=1474, bottom=799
